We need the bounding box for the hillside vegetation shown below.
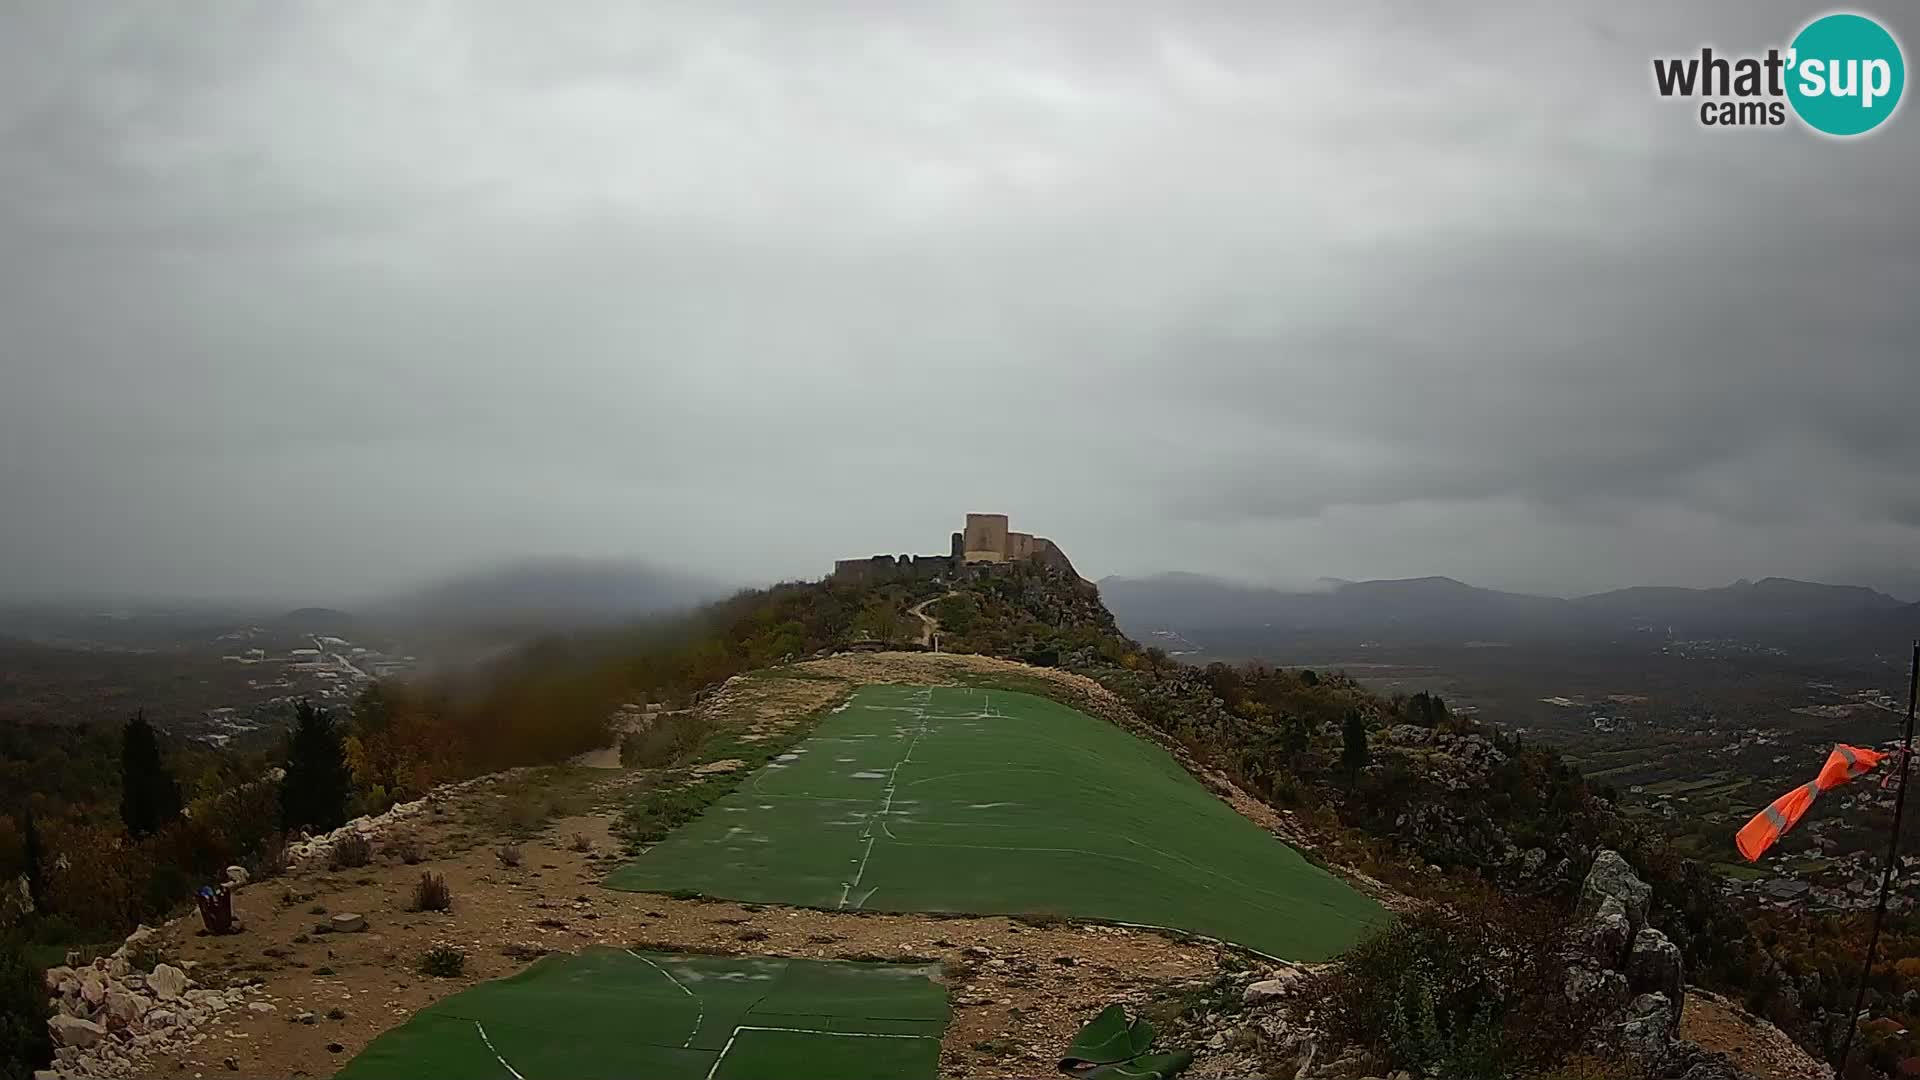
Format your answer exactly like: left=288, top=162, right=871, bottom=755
left=349, top=560, right=1920, bottom=1072
left=9, top=558, right=1914, bottom=1075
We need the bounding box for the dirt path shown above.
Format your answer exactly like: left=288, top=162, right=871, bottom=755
left=908, top=592, right=955, bottom=648
left=1681, top=989, right=1833, bottom=1079
left=115, top=663, right=1242, bottom=1080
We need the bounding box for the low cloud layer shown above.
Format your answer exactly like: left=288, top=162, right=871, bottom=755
left=2, top=2, right=1915, bottom=603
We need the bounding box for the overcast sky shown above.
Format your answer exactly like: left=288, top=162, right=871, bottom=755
left=2, top=2, right=1916, bottom=604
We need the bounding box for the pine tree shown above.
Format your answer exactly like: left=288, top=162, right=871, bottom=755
left=1342, top=709, right=1370, bottom=773
left=119, top=711, right=183, bottom=839
left=20, top=810, right=46, bottom=915
left=280, top=701, right=353, bottom=835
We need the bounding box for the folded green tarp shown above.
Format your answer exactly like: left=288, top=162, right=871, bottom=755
left=1059, top=1005, right=1194, bottom=1079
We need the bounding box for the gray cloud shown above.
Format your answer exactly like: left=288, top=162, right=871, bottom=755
left=1, top=0, right=1916, bottom=603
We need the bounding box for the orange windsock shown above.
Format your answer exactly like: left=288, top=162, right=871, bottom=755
left=1736, top=744, right=1886, bottom=862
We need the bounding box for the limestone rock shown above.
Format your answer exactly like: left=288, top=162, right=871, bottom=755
left=1519, top=847, right=1547, bottom=877
left=1588, top=896, right=1633, bottom=969
left=49, top=1014, right=107, bottom=1049
left=1618, top=992, right=1675, bottom=1057
left=148, top=963, right=189, bottom=1001
left=330, top=913, right=368, bottom=933
left=225, top=865, right=250, bottom=888
left=103, top=990, right=147, bottom=1028
left=42, top=965, right=74, bottom=993
left=1564, top=962, right=1627, bottom=1006
left=1578, top=849, right=1652, bottom=932
left=1243, top=979, right=1292, bottom=1004
left=1626, top=928, right=1684, bottom=1016
left=1658, top=1038, right=1764, bottom=1080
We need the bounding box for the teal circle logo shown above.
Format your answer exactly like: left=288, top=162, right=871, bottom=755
left=1787, top=13, right=1905, bottom=136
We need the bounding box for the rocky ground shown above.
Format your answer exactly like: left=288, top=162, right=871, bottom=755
left=35, top=652, right=1833, bottom=1080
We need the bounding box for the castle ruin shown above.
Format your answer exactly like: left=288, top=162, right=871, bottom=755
left=830, top=513, right=1076, bottom=584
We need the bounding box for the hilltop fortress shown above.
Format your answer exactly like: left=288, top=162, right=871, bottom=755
left=830, top=513, right=1078, bottom=584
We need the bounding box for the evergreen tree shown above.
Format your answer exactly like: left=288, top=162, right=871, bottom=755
left=19, top=810, right=45, bottom=916
left=280, top=701, right=352, bottom=835
left=1342, top=709, right=1370, bottom=773
left=1281, top=716, right=1310, bottom=756
left=118, top=711, right=183, bottom=839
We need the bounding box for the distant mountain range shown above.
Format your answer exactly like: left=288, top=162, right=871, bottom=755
left=1097, top=572, right=1920, bottom=652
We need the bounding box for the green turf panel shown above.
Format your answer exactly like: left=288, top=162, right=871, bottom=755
left=331, top=1014, right=522, bottom=1080
left=334, top=948, right=950, bottom=1080
left=606, top=685, right=1388, bottom=960
left=709, top=1027, right=941, bottom=1080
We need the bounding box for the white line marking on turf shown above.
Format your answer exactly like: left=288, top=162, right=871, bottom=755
left=839, top=690, right=932, bottom=910
left=703, top=1025, right=935, bottom=1080
left=473, top=1021, right=526, bottom=1080
left=626, top=950, right=703, bottom=1048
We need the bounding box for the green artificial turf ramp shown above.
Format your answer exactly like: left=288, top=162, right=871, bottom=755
left=333, top=948, right=949, bottom=1080
left=606, top=685, right=1386, bottom=960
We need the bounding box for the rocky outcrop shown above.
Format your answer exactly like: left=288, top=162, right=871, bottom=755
left=40, top=922, right=285, bottom=1078
left=1569, top=847, right=1671, bottom=1042
left=1578, top=849, right=1652, bottom=931
left=1628, top=927, right=1686, bottom=1020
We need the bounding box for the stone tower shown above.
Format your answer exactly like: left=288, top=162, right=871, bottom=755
left=962, top=513, right=1011, bottom=563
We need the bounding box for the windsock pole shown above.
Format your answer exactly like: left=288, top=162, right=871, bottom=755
left=1836, top=640, right=1919, bottom=1072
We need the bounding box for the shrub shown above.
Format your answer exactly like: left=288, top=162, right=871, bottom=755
left=385, top=836, right=423, bottom=865
left=621, top=781, right=730, bottom=845
left=568, top=833, right=593, bottom=853
left=327, top=833, right=371, bottom=871
left=411, top=873, right=450, bottom=913
left=41, top=823, right=136, bottom=939
left=249, top=835, right=290, bottom=881
left=494, top=844, right=522, bottom=869
left=619, top=713, right=712, bottom=769
left=416, top=943, right=465, bottom=978
left=1309, top=898, right=1610, bottom=1079
left=1, top=938, right=52, bottom=1080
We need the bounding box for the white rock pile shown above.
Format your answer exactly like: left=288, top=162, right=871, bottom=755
left=39, top=925, right=276, bottom=1078
left=282, top=767, right=534, bottom=866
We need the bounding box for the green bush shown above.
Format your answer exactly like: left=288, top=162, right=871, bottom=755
left=1309, top=899, right=1613, bottom=1078
left=619, top=713, right=712, bottom=769
left=416, top=943, right=465, bottom=978
left=0, top=937, right=52, bottom=1080
left=620, top=784, right=721, bottom=845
